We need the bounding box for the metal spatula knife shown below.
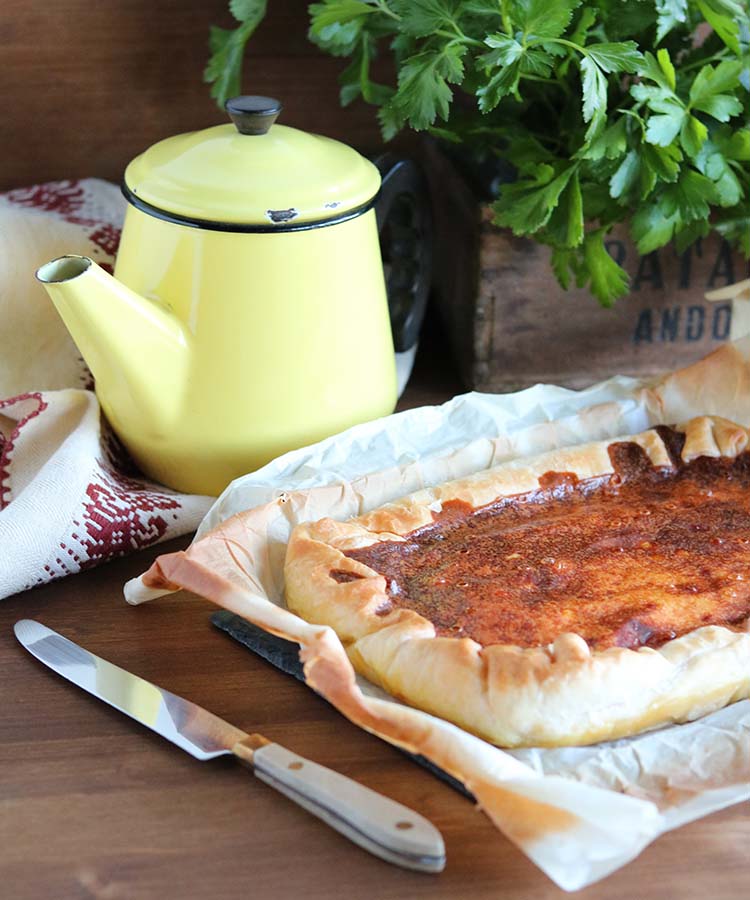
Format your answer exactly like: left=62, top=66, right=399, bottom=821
left=14, top=619, right=445, bottom=873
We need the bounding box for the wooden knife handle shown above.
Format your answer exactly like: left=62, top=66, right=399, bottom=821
left=239, top=741, right=445, bottom=873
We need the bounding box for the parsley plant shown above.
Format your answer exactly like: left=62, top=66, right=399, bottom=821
left=207, top=0, right=750, bottom=305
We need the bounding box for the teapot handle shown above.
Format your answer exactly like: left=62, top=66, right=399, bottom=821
left=373, top=155, right=433, bottom=354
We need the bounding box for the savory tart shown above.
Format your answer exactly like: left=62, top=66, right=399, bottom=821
left=284, top=415, right=750, bottom=747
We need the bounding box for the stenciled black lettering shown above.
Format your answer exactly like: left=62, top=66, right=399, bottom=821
left=634, top=252, right=664, bottom=291
left=660, top=307, right=681, bottom=342
left=712, top=303, right=732, bottom=340
left=633, top=309, right=653, bottom=343
left=708, top=240, right=736, bottom=288
left=685, top=306, right=705, bottom=341
left=605, top=239, right=626, bottom=268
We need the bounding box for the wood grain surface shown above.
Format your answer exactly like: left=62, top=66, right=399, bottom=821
left=1, top=335, right=749, bottom=900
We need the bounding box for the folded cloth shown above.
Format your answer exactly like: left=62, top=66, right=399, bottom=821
left=0, top=180, right=213, bottom=599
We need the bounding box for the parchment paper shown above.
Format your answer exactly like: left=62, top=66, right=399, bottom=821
left=126, top=338, right=750, bottom=891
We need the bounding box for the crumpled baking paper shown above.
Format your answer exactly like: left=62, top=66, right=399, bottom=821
left=126, top=338, right=750, bottom=891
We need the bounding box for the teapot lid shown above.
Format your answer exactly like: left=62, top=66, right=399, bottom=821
left=123, top=96, right=381, bottom=229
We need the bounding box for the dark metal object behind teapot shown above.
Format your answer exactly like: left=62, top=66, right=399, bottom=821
left=374, top=155, right=433, bottom=355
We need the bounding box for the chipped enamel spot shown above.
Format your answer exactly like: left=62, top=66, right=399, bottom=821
left=265, top=208, right=299, bottom=224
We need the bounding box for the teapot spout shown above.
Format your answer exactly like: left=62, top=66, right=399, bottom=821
left=36, top=255, right=190, bottom=435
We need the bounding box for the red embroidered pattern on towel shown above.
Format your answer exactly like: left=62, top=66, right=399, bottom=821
left=0, top=392, right=48, bottom=511
left=4, top=179, right=121, bottom=271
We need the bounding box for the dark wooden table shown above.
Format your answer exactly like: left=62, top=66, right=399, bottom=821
left=2, top=329, right=748, bottom=899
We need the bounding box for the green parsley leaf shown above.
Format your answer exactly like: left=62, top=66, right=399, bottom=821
left=674, top=218, right=711, bottom=253
left=661, top=169, right=719, bottom=221
left=443, top=42, right=466, bottom=81
left=656, top=48, right=676, bottom=91
left=709, top=159, right=743, bottom=206
left=579, top=118, right=627, bottom=160
left=568, top=6, right=597, bottom=45
left=631, top=84, right=673, bottom=106
left=641, top=143, right=682, bottom=182
left=337, top=36, right=394, bottom=106
left=695, top=139, right=745, bottom=207
left=551, top=247, right=574, bottom=290
left=426, top=124, right=463, bottom=142
left=205, top=27, right=243, bottom=104
left=510, top=0, right=581, bottom=40
left=604, top=1, right=657, bottom=39
left=584, top=109, right=608, bottom=145
left=679, top=115, right=708, bottom=157
left=388, top=46, right=466, bottom=130
left=481, top=34, right=554, bottom=80
left=689, top=61, right=744, bottom=121
left=726, top=129, right=750, bottom=161
left=229, top=0, right=266, bottom=22
left=580, top=56, right=607, bottom=123
left=309, top=0, right=377, bottom=30
left=377, top=103, right=403, bottom=142
left=645, top=108, right=685, bottom=146
left=493, top=166, right=577, bottom=234
left=693, top=93, right=743, bottom=122
left=631, top=199, right=680, bottom=253
left=582, top=231, right=629, bottom=306
left=546, top=171, right=584, bottom=247
left=520, top=48, right=555, bottom=77
left=481, top=35, right=524, bottom=69
left=585, top=42, right=643, bottom=74
left=655, top=0, right=688, bottom=44
left=609, top=151, right=641, bottom=200
left=707, top=0, right=747, bottom=18
left=477, top=60, right=521, bottom=112
left=460, top=0, right=506, bottom=15
left=204, top=0, right=268, bottom=106
left=393, top=0, right=460, bottom=37
left=504, top=136, right=556, bottom=175
left=310, top=17, right=362, bottom=56
left=696, top=0, right=741, bottom=53
left=609, top=149, right=657, bottom=203
left=339, top=65, right=362, bottom=105
left=638, top=51, right=675, bottom=93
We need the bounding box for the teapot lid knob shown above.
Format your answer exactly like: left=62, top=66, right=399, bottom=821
left=225, top=96, right=282, bottom=135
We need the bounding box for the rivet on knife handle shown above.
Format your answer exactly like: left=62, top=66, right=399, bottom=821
left=235, top=740, right=446, bottom=873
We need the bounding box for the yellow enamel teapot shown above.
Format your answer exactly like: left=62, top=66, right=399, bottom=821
left=36, top=97, right=431, bottom=495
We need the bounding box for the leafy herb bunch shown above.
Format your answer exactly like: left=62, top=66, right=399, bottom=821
left=207, top=0, right=750, bottom=305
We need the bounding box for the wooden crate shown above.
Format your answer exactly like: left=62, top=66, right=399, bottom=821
left=425, top=143, right=749, bottom=392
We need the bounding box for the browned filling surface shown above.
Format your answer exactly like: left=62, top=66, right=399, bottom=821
left=341, top=427, right=750, bottom=651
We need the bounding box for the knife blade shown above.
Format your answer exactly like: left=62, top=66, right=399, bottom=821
left=14, top=619, right=445, bottom=873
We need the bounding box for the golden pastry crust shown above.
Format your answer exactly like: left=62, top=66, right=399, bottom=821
left=284, top=415, right=750, bottom=747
